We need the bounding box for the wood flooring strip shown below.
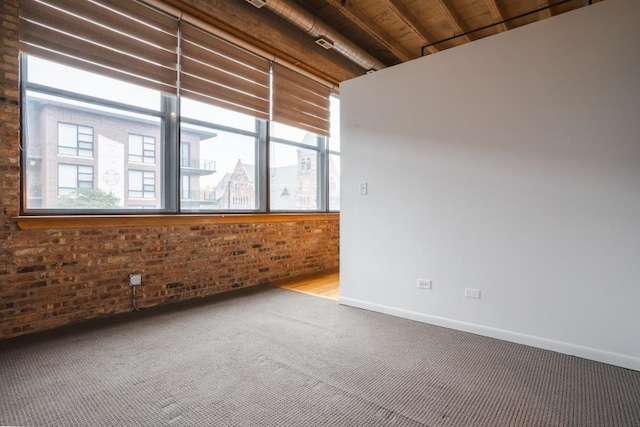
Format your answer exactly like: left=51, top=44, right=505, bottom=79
left=271, top=271, right=339, bottom=301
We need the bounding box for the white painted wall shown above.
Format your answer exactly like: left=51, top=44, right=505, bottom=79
left=340, top=0, right=640, bottom=371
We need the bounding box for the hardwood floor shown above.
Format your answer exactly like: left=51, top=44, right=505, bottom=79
left=271, top=270, right=339, bottom=301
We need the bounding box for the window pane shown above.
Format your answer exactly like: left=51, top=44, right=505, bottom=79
left=58, top=164, right=77, bottom=194
left=180, top=123, right=257, bottom=211
left=128, top=134, right=156, bottom=164
left=329, top=154, right=340, bottom=211
left=329, top=95, right=340, bottom=152
left=26, top=56, right=162, bottom=110
left=181, top=97, right=256, bottom=132
left=270, top=142, right=319, bottom=211
left=271, top=122, right=320, bottom=147
left=24, top=89, right=166, bottom=210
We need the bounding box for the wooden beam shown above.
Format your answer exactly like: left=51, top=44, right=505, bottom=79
left=384, top=0, right=439, bottom=54
left=325, top=0, right=415, bottom=62
left=484, top=0, right=509, bottom=32
left=435, top=0, right=473, bottom=42
left=15, top=213, right=339, bottom=230
left=537, top=0, right=553, bottom=19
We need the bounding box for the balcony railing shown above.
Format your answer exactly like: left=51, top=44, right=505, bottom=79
left=180, top=159, right=216, bottom=172
left=181, top=190, right=216, bottom=201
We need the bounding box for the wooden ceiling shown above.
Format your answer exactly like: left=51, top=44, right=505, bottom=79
left=171, top=0, right=601, bottom=84
left=300, top=0, right=598, bottom=67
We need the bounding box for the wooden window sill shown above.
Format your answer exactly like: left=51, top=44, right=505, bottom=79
left=14, top=213, right=339, bottom=230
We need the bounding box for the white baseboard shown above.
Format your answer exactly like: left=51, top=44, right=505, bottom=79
left=339, top=296, right=640, bottom=372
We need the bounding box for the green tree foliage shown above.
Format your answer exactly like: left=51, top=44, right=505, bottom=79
left=58, top=188, right=120, bottom=209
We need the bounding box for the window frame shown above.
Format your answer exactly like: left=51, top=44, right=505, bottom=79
left=18, top=1, right=340, bottom=217
left=21, top=56, right=176, bottom=214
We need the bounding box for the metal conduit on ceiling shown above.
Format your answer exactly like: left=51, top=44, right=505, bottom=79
left=248, top=0, right=386, bottom=72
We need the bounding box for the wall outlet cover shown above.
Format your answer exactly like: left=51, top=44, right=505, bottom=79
left=417, top=279, right=432, bottom=290
left=129, top=273, right=142, bottom=286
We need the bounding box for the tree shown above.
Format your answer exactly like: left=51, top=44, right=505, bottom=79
left=58, top=188, right=120, bottom=209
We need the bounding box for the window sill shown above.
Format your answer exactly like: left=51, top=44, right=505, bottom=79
left=14, top=213, right=339, bottom=230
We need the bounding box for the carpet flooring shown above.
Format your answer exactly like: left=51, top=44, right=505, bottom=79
left=1, top=285, right=639, bottom=426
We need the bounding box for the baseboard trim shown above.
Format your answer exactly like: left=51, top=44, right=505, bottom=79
left=339, top=296, right=640, bottom=372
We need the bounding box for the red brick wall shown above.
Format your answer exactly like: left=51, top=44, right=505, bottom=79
left=0, top=0, right=339, bottom=339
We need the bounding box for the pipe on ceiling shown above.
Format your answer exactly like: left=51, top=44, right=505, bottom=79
left=258, top=0, right=386, bottom=72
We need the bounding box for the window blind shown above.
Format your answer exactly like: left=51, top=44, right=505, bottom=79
left=179, top=22, right=270, bottom=121
left=19, top=0, right=178, bottom=93
left=272, top=63, right=331, bottom=137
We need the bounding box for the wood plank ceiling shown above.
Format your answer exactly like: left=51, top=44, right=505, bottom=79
left=171, top=0, right=603, bottom=84
left=251, top=0, right=599, bottom=72
left=304, top=0, right=598, bottom=66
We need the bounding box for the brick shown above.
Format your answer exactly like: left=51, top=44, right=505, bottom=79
left=0, top=0, right=339, bottom=340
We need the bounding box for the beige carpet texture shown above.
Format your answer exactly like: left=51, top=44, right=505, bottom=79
left=1, top=285, right=639, bottom=426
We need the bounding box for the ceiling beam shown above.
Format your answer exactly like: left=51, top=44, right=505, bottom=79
left=435, top=0, right=473, bottom=42
left=537, top=0, right=553, bottom=19
left=325, top=0, right=415, bottom=62
left=384, top=0, right=440, bottom=54
left=484, top=0, right=509, bottom=32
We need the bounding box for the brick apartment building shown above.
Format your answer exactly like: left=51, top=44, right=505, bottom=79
left=24, top=96, right=216, bottom=210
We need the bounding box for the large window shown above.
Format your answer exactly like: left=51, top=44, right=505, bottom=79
left=19, top=0, right=339, bottom=214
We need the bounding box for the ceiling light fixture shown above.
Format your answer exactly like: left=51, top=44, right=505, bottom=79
left=245, top=0, right=267, bottom=8
left=315, top=37, right=334, bottom=50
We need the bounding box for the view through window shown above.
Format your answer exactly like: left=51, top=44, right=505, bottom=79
left=20, top=0, right=340, bottom=214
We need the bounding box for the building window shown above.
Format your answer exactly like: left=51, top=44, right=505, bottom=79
left=181, top=142, right=191, bottom=167
left=129, top=170, right=155, bottom=199
left=58, top=164, right=93, bottom=195
left=182, top=175, right=191, bottom=199
left=129, top=134, right=156, bottom=164
left=58, top=123, right=93, bottom=157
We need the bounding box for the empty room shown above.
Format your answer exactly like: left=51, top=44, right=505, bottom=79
left=1, top=0, right=639, bottom=425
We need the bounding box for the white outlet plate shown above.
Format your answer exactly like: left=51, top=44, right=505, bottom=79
left=417, top=279, right=432, bottom=290
left=360, top=182, right=368, bottom=195
left=129, top=273, right=142, bottom=286
left=465, top=288, right=481, bottom=299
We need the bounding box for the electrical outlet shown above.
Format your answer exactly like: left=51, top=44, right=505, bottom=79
left=465, top=288, right=481, bottom=299
left=128, top=273, right=142, bottom=287
left=360, top=182, right=368, bottom=195
left=417, top=279, right=432, bottom=290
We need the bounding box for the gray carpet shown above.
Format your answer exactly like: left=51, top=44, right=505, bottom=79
left=1, top=286, right=639, bottom=427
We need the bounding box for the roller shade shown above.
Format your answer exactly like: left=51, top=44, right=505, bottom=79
left=19, top=0, right=178, bottom=93
left=179, top=22, right=270, bottom=121
left=272, top=63, right=331, bottom=137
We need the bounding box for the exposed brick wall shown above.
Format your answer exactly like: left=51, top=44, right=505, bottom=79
left=0, top=0, right=339, bottom=340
